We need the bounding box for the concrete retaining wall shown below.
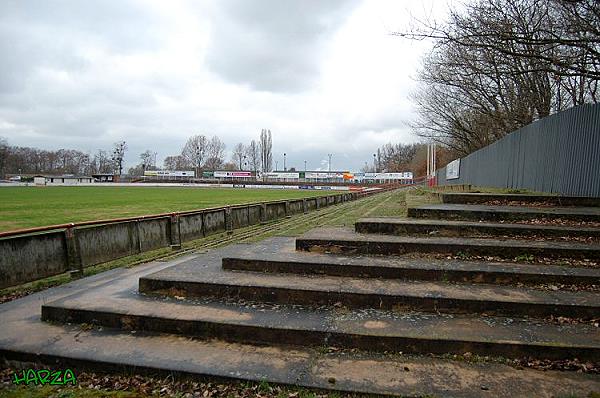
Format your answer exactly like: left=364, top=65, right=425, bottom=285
left=0, top=232, right=66, bottom=288
left=0, top=190, right=384, bottom=289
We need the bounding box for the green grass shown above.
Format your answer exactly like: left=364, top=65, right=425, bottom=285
left=0, top=385, right=142, bottom=398
left=0, top=186, right=333, bottom=232
left=0, top=384, right=368, bottom=398
left=0, top=189, right=407, bottom=304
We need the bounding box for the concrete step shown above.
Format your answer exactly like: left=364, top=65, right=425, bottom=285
left=4, top=268, right=599, bottom=398
left=355, top=217, right=600, bottom=239
left=222, top=250, right=600, bottom=286
left=295, top=227, right=600, bottom=261
left=139, top=238, right=600, bottom=318
left=441, top=193, right=600, bottom=207
left=408, top=204, right=600, bottom=222
left=42, top=290, right=600, bottom=362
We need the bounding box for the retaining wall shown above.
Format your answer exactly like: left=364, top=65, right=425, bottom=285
left=0, top=190, right=386, bottom=289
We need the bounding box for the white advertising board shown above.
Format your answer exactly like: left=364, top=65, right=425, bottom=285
left=214, top=171, right=252, bottom=178
left=264, top=172, right=300, bottom=179
left=363, top=172, right=413, bottom=180
left=305, top=172, right=330, bottom=179
left=144, top=170, right=195, bottom=177
left=305, top=172, right=347, bottom=179
left=385, top=172, right=413, bottom=179
left=446, top=159, right=461, bottom=180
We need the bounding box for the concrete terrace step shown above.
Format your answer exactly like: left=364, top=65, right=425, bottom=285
left=222, top=249, right=600, bottom=286
left=139, top=238, right=600, bottom=318
left=355, top=217, right=600, bottom=239
left=42, top=280, right=600, bottom=361
left=408, top=203, right=600, bottom=222
left=3, top=266, right=598, bottom=398
left=295, top=227, right=600, bottom=261
left=441, top=193, right=600, bottom=207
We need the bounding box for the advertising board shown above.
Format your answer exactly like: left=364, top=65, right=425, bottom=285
left=446, top=159, right=461, bottom=180
left=144, top=170, right=195, bottom=177
left=213, top=171, right=253, bottom=178
left=363, top=172, right=413, bottom=180
left=263, top=172, right=300, bottom=179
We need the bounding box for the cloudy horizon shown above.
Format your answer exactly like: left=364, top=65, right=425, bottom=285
left=0, top=0, right=449, bottom=172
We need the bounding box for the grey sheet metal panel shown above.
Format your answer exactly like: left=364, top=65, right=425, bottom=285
left=437, top=104, right=600, bottom=197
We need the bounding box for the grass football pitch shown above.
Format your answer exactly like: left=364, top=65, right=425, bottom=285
left=0, top=186, right=334, bottom=232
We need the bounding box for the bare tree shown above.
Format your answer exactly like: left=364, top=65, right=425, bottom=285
left=127, top=165, right=143, bottom=176
left=182, top=134, right=208, bottom=175
left=378, top=143, right=421, bottom=172
left=0, top=137, right=8, bottom=178
left=139, top=150, right=157, bottom=172
left=111, top=141, right=127, bottom=176
left=259, top=129, right=273, bottom=173
left=93, top=150, right=113, bottom=174
left=245, top=140, right=261, bottom=175
left=221, top=162, right=237, bottom=171
left=396, top=0, right=599, bottom=81
left=163, top=155, right=189, bottom=170
left=204, top=136, right=226, bottom=170
left=394, top=0, right=599, bottom=155
left=0, top=142, right=101, bottom=176
left=232, top=143, right=245, bottom=170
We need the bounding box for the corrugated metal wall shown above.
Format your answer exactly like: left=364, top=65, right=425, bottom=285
left=436, top=103, right=600, bottom=197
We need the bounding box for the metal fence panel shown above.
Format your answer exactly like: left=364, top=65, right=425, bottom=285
left=436, top=104, right=600, bottom=197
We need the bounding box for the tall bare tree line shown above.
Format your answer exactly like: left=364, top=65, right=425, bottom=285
left=0, top=137, right=128, bottom=178
left=259, top=129, right=273, bottom=173
left=395, top=0, right=599, bottom=156
left=160, top=129, right=273, bottom=175
left=176, top=134, right=227, bottom=175
left=0, top=129, right=274, bottom=178
left=365, top=142, right=454, bottom=178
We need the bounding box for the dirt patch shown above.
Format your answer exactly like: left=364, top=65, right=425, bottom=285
left=407, top=252, right=600, bottom=270
left=503, top=218, right=600, bottom=228
left=482, top=200, right=558, bottom=208
left=544, top=315, right=600, bottom=327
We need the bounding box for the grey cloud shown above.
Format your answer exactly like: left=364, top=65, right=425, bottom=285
left=0, top=0, right=165, bottom=94
left=205, top=0, right=360, bottom=93
left=0, top=0, right=423, bottom=173
left=0, top=1, right=175, bottom=149
left=1, top=0, right=165, bottom=53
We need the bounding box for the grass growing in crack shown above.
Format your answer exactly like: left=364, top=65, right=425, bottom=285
left=405, top=187, right=442, bottom=209
left=455, top=251, right=469, bottom=260
left=514, top=253, right=535, bottom=262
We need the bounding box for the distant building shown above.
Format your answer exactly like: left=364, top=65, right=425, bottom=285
left=33, top=175, right=94, bottom=185
left=92, top=174, right=117, bottom=182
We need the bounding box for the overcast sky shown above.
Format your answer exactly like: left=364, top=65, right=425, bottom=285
left=0, top=0, right=450, bottom=171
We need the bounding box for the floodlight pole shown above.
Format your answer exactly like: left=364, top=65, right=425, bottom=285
left=427, top=145, right=430, bottom=178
